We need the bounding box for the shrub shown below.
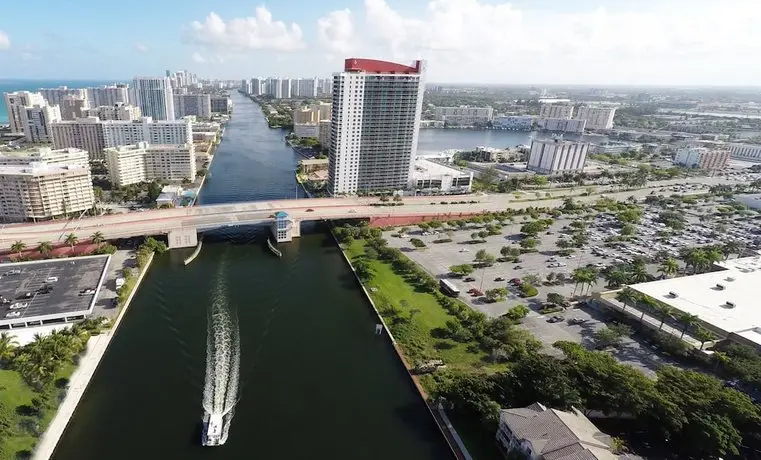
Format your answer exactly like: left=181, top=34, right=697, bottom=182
left=520, top=283, right=538, bottom=297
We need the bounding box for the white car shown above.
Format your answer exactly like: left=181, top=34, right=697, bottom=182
left=9, top=302, right=27, bottom=310
left=46, top=276, right=58, bottom=283
left=5, top=311, right=20, bottom=318
left=459, top=249, right=470, bottom=253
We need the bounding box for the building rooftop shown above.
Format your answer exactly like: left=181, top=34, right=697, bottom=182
left=629, top=256, right=761, bottom=341
left=0, top=163, right=89, bottom=175
left=412, top=158, right=471, bottom=178
left=299, top=158, right=329, bottom=166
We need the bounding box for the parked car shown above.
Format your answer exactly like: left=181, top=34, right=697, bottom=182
left=494, top=277, right=505, bottom=282
left=547, top=315, right=565, bottom=323
left=5, top=311, right=20, bottom=318
left=45, top=276, right=58, bottom=283
left=514, top=265, right=523, bottom=270
left=4, top=270, right=20, bottom=276
left=305, top=208, right=314, bottom=212
left=568, top=318, right=588, bottom=325
left=464, top=277, right=476, bottom=282
left=79, top=288, right=96, bottom=296
left=9, top=302, right=27, bottom=310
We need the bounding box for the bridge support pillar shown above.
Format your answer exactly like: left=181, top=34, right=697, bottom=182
left=270, top=212, right=301, bottom=242
left=168, top=227, right=198, bottom=249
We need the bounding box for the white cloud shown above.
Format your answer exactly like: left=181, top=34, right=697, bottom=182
left=313, top=0, right=761, bottom=85
left=317, top=9, right=355, bottom=54
left=187, top=6, right=304, bottom=52
left=0, top=30, right=10, bottom=50
left=192, top=52, right=206, bottom=63
left=134, top=42, right=148, bottom=53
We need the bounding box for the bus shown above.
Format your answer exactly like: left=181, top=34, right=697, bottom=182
left=440, top=279, right=460, bottom=297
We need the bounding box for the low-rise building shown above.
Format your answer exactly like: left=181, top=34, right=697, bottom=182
left=730, top=143, right=761, bottom=162
left=155, top=185, right=184, bottom=207
left=492, top=115, right=534, bottom=131
left=293, top=123, right=319, bottom=138
left=528, top=138, right=589, bottom=174
left=575, top=106, right=617, bottom=130
left=0, top=147, right=89, bottom=168
left=496, top=403, right=620, bottom=460
left=84, top=103, right=142, bottom=121
left=674, top=146, right=730, bottom=170
left=434, top=106, right=493, bottom=125
left=539, top=104, right=574, bottom=119
left=105, top=142, right=195, bottom=186
left=537, top=117, right=586, bottom=134
left=410, top=158, right=472, bottom=194
left=0, top=163, right=94, bottom=221
left=590, top=142, right=642, bottom=155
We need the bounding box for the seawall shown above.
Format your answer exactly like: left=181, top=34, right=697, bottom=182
left=183, top=236, right=204, bottom=265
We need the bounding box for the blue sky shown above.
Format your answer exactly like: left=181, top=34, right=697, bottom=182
left=1, top=0, right=760, bottom=85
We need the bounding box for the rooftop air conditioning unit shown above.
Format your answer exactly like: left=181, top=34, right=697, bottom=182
left=726, top=301, right=736, bottom=308
left=716, top=284, right=725, bottom=290
left=668, top=291, right=679, bottom=298
left=725, top=277, right=736, bottom=282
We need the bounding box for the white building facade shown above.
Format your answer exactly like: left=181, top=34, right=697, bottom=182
left=38, top=87, right=87, bottom=108
left=4, top=91, right=46, bottom=134
left=539, top=104, right=574, bottom=119
left=173, top=94, right=211, bottom=119
left=86, top=85, right=130, bottom=107
left=492, top=116, right=534, bottom=130
left=730, top=143, right=761, bottom=162
left=0, top=147, right=89, bottom=168
left=131, top=77, right=175, bottom=121
left=105, top=142, right=196, bottom=186
left=527, top=138, right=589, bottom=174
left=328, top=58, right=426, bottom=195
left=22, top=105, right=62, bottom=143
left=575, top=106, right=617, bottom=130
left=537, top=117, right=586, bottom=134
left=674, top=146, right=730, bottom=170
left=84, top=103, right=142, bottom=121
left=434, top=106, right=493, bottom=125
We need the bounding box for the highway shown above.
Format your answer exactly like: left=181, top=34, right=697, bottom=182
left=0, top=175, right=731, bottom=250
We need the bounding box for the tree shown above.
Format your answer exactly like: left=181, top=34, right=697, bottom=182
left=658, top=258, right=679, bottom=278
left=604, top=268, right=629, bottom=288
left=64, top=233, right=78, bottom=249
left=519, top=238, right=538, bottom=250
left=677, top=312, right=700, bottom=340
left=522, top=274, right=541, bottom=286
left=504, top=304, right=530, bottom=322
left=653, top=302, right=673, bottom=331
left=37, top=241, right=53, bottom=257
left=629, top=264, right=649, bottom=283
left=546, top=292, right=566, bottom=306
left=571, top=268, right=596, bottom=296
left=418, top=222, right=430, bottom=232
left=615, top=287, right=638, bottom=312
left=449, top=264, right=474, bottom=277
left=353, top=259, right=373, bottom=281
left=0, top=332, right=17, bottom=366
left=620, top=223, right=636, bottom=236
left=10, top=240, right=26, bottom=258
left=500, top=246, right=511, bottom=258
left=695, top=326, right=717, bottom=351
left=474, top=249, right=495, bottom=266
left=593, top=326, right=628, bottom=349
left=91, top=231, right=105, bottom=246
left=409, top=238, right=426, bottom=248
left=485, top=288, right=508, bottom=303
left=470, top=232, right=480, bottom=242
left=722, top=241, right=742, bottom=260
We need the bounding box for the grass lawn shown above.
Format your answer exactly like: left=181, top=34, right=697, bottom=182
left=345, top=240, right=503, bottom=373
left=447, top=412, right=503, bottom=460
left=0, top=363, right=75, bottom=459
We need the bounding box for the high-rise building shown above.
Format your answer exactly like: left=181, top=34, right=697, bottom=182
left=730, top=143, right=761, bottom=162
left=536, top=118, right=586, bottom=134
left=674, top=146, right=730, bottom=170
left=105, top=142, right=196, bottom=186
left=131, top=77, right=175, bottom=121
left=21, top=104, right=62, bottom=143
left=539, top=104, right=574, bottom=119
left=319, top=120, right=331, bottom=149
left=173, top=94, right=212, bottom=119
left=210, top=95, right=231, bottom=114
left=0, top=163, right=94, bottom=221
left=251, top=78, right=264, bottom=96
left=327, top=58, right=426, bottom=195
left=280, top=79, right=292, bottom=99
left=4, top=91, right=46, bottom=133
left=38, top=87, right=87, bottom=108
left=50, top=117, right=106, bottom=161
left=86, top=85, right=130, bottom=107
left=0, top=147, right=89, bottom=168
left=84, top=103, right=142, bottom=121
left=527, top=138, right=589, bottom=174
left=59, top=95, right=88, bottom=120
left=298, top=78, right=318, bottom=98
left=574, top=106, right=617, bottom=130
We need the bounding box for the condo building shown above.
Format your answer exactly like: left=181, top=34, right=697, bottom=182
left=86, top=85, right=130, bottom=107
left=527, top=138, right=589, bottom=174
left=327, top=58, right=426, bottom=195
left=730, top=143, right=761, bottom=162
left=21, top=104, right=62, bottom=143
left=434, top=106, right=493, bottom=125
left=38, top=87, right=87, bottom=108
left=674, top=146, right=730, bottom=170
left=0, top=147, right=89, bottom=168
left=105, top=142, right=196, bottom=186
left=539, top=104, right=574, bottom=119
left=4, top=91, right=46, bottom=134
left=84, top=103, right=142, bottom=121
left=210, top=95, right=231, bottom=114
left=131, top=77, right=175, bottom=121
left=173, top=94, right=211, bottom=119
left=574, top=106, right=617, bottom=130
left=536, top=117, right=586, bottom=134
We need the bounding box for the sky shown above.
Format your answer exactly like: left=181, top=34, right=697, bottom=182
left=1, top=0, right=761, bottom=85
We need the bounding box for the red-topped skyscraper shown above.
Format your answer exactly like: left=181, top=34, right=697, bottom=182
left=327, top=58, right=426, bottom=195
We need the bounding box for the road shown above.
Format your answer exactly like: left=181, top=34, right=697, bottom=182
left=0, top=175, right=732, bottom=250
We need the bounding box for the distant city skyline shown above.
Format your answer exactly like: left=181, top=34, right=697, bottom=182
left=1, top=0, right=761, bottom=85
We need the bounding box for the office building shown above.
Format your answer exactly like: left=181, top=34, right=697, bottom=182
left=674, top=146, right=730, bottom=170
left=730, top=143, right=761, bottom=162
left=173, top=94, right=212, bottom=118
left=492, top=115, right=534, bottom=131
left=575, top=106, right=617, bottom=130
left=131, top=77, right=175, bottom=121
left=105, top=142, right=195, bottom=186
left=4, top=91, right=46, bottom=134
left=86, top=85, right=130, bottom=107
left=0, top=163, right=94, bottom=222
left=434, top=106, right=493, bottom=125
left=21, top=104, right=62, bottom=143
left=51, top=116, right=191, bottom=161
left=38, top=87, right=87, bottom=108
left=59, top=96, right=88, bottom=121
left=210, top=95, right=231, bottom=114
left=0, top=147, right=89, bottom=168
left=537, top=117, right=586, bottom=134
left=84, top=103, right=142, bottom=121
left=410, top=158, right=472, bottom=194
left=527, top=138, right=589, bottom=174
left=327, top=58, right=426, bottom=194
left=539, top=104, right=574, bottom=119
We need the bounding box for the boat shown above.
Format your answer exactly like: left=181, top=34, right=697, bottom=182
left=201, top=413, right=223, bottom=446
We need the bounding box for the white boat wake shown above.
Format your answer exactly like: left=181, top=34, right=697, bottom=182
left=201, top=272, right=240, bottom=446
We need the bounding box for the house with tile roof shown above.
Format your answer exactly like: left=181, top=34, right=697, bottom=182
left=496, top=403, right=620, bottom=460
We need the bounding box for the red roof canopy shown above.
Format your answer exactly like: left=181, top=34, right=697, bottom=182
left=344, top=58, right=422, bottom=74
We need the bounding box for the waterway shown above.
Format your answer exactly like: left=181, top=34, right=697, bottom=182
left=51, top=93, right=452, bottom=459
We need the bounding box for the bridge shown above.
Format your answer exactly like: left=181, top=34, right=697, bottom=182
left=0, top=176, right=727, bottom=251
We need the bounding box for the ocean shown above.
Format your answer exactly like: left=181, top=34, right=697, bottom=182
left=0, top=79, right=123, bottom=124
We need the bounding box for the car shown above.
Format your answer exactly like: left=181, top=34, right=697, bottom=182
left=470, top=289, right=483, bottom=296
left=5, top=311, right=20, bottom=319
left=458, top=248, right=469, bottom=253
left=494, top=277, right=505, bottom=282
left=79, top=288, right=96, bottom=296
left=37, top=285, right=53, bottom=294
left=547, top=315, right=565, bottom=323
left=509, top=278, right=522, bottom=285
left=305, top=208, right=314, bottom=212
left=9, top=302, right=27, bottom=310
left=547, top=257, right=558, bottom=262
left=0, top=297, right=9, bottom=305
left=46, top=276, right=58, bottom=283
left=514, top=265, right=523, bottom=270
left=568, top=318, right=588, bottom=325
left=464, top=277, right=476, bottom=282
left=16, top=292, right=32, bottom=300
left=4, top=270, right=20, bottom=276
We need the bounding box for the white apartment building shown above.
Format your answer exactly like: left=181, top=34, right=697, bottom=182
left=86, top=85, right=130, bottom=107
left=173, top=94, right=211, bottom=119
left=492, top=116, right=534, bottom=131
left=51, top=116, right=191, bottom=161
left=0, top=147, right=89, bottom=168
left=22, top=104, right=62, bottom=143
left=527, top=138, right=589, bottom=174
left=0, top=163, right=94, bottom=222
left=132, top=77, right=175, bottom=121
left=328, top=58, right=426, bottom=194
left=730, top=143, right=761, bottom=162
left=674, top=146, right=730, bottom=170
left=294, top=102, right=332, bottom=124
left=537, top=117, right=586, bottom=134
left=59, top=96, right=88, bottom=121
left=210, top=96, right=231, bottom=114
left=434, top=106, right=493, bottom=125
left=38, top=87, right=87, bottom=108
left=105, top=142, right=196, bottom=186
left=293, top=123, right=319, bottom=138
left=251, top=78, right=264, bottom=96
left=539, top=104, right=574, bottom=119
left=280, top=79, right=292, bottom=99
left=84, top=103, right=142, bottom=121
left=319, top=120, right=331, bottom=149
left=4, top=91, right=46, bottom=133
left=294, top=107, right=315, bottom=124
left=297, top=78, right=317, bottom=98
left=574, top=106, right=617, bottom=130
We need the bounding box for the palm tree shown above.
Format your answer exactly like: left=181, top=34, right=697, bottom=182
left=0, top=332, right=18, bottom=366
left=658, top=258, right=679, bottom=278
left=722, top=241, right=741, bottom=260
left=10, top=240, right=26, bottom=258
left=91, top=231, right=105, bottom=246
left=571, top=268, right=586, bottom=296
left=704, top=247, right=723, bottom=268
left=64, top=233, right=78, bottom=250
left=615, top=287, right=638, bottom=312
left=37, top=241, right=53, bottom=257
left=694, top=326, right=717, bottom=351
left=629, top=264, right=650, bottom=283
left=677, top=313, right=700, bottom=340
left=654, top=303, right=673, bottom=332
left=605, top=268, right=629, bottom=289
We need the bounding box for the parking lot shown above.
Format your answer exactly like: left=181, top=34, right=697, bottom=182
left=0, top=255, right=110, bottom=327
